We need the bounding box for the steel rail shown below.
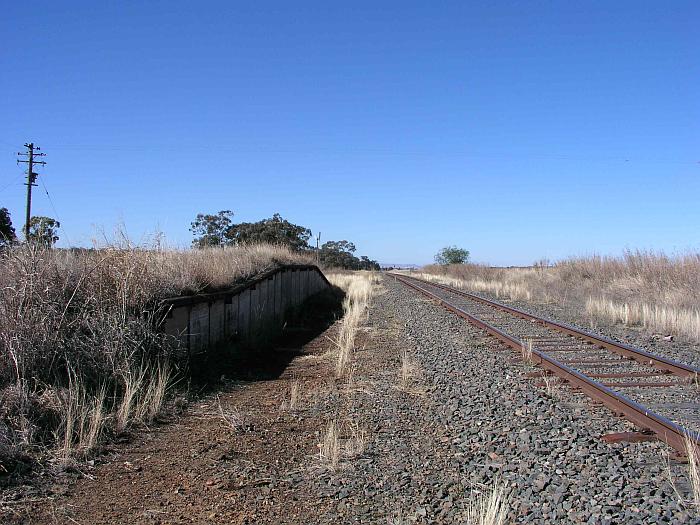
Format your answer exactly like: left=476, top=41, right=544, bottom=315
left=392, top=273, right=700, bottom=453
left=396, top=274, right=700, bottom=378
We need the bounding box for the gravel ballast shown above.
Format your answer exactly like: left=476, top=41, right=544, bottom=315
left=307, top=277, right=697, bottom=523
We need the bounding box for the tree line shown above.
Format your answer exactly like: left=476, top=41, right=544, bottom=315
left=190, top=210, right=380, bottom=270
left=0, top=208, right=60, bottom=248
left=1, top=206, right=380, bottom=270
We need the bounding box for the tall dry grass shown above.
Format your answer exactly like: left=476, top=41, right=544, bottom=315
left=0, top=241, right=310, bottom=469
left=326, top=272, right=379, bottom=378
left=420, top=250, right=700, bottom=342
left=684, top=434, right=700, bottom=510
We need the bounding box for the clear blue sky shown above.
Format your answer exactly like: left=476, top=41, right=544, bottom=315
left=1, top=1, right=698, bottom=265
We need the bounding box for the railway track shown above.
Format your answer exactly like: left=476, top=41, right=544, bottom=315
left=391, top=272, right=700, bottom=454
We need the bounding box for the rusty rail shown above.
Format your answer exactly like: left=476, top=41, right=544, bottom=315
left=392, top=273, right=700, bottom=453
left=399, top=274, right=699, bottom=378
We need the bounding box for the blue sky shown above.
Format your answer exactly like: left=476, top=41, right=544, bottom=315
left=1, top=1, right=698, bottom=265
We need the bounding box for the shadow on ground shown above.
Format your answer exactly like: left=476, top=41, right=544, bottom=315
left=190, top=286, right=345, bottom=384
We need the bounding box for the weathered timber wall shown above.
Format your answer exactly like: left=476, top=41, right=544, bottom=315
left=161, top=265, right=330, bottom=357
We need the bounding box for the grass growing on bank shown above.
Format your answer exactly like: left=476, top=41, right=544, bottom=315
left=0, top=242, right=311, bottom=472
left=419, top=250, right=700, bottom=343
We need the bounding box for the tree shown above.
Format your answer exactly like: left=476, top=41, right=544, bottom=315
left=359, top=255, right=381, bottom=271
left=190, top=210, right=234, bottom=248
left=190, top=211, right=312, bottom=251
left=27, top=216, right=60, bottom=247
left=319, top=240, right=380, bottom=270
left=319, top=240, right=356, bottom=268
left=0, top=207, right=16, bottom=247
left=435, top=246, right=470, bottom=265
left=226, top=213, right=311, bottom=251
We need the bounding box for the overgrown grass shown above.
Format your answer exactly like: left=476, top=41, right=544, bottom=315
left=420, top=250, right=700, bottom=342
left=0, top=241, right=310, bottom=473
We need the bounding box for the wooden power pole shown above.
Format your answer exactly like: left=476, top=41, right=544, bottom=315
left=17, top=143, right=46, bottom=239
left=316, top=231, right=321, bottom=265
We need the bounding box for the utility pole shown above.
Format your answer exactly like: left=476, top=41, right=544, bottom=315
left=316, top=231, right=321, bottom=265
left=17, top=143, right=46, bottom=240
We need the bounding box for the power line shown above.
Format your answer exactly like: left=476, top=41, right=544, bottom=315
left=39, top=176, right=71, bottom=246
left=0, top=174, right=24, bottom=193
left=39, top=177, right=61, bottom=223
left=26, top=142, right=700, bottom=165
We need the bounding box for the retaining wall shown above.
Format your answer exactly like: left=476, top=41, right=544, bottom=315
left=162, top=265, right=331, bottom=357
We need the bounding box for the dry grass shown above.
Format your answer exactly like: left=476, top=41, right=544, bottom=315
left=326, top=272, right=378, bottom=379
left=217, top=396, right=247, bottom=433
left=398, top=350, right=422, bottom=392
left=280, top=378, right=301, bottom=411
left=669, top=431, right=700, bottom=511
left=465, top=477, right=511, bottom=525
left=318, top=419, right=368, bottom=470
left=115, top=366, right=146, bottom=434
left=319, top=420, right=340, bottom=469
left=0, top=240, right=306, bottom=468
left=586, top=297, right=700, bottom=342
left=344, top=421, right=368, bottom=458
left=541, top=373, right=560, bottom=398
left=140, top=361, right=172, bottom=423
left=57, top=376, right=108, bottom=462
left=685, top=434, right=700, bottom=510
left=420, top=250, right=700, bottom=342
left=520, top=338, right=534, bottom=362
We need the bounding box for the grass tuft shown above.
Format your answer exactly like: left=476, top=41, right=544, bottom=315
left=520, top=338, right=534, bottom=362
left=685, top=433, right=700, bottom=509
left=465, top=477, right=511, bottom=525
left=398, top=350, right=422, bottom=392
left=319, top=420, right=340, bottom=469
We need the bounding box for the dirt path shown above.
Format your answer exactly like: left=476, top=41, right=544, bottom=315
left=7, top=332, right=339, bottom=524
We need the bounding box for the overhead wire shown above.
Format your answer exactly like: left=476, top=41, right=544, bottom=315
left=0, top=175, right=25, bottom=193
left=39, top=177, right=71, bottom=246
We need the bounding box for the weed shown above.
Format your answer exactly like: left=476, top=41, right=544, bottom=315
left=0, top=240, right=307, bottom=466
left=520, top=338, right=534, bottom=362
left=280, top=378, right=301, bottom=411
left=465, top=477, right=511, bottom=525
left=344, top=421, right=368, bottom=458
left=319, top=420, right=340, bottom=469
left=398, top=350, right=422, bottom=392
left=685, top=433, right=700, bottom=509
left=217, top=396, right=247, bottom=432
left=326, top=272, right=377, bottom=379
left=541, top=373, right=560, bottom=398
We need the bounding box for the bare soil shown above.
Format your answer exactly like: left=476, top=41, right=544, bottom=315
left=2, top=330, right=341, bottom=524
